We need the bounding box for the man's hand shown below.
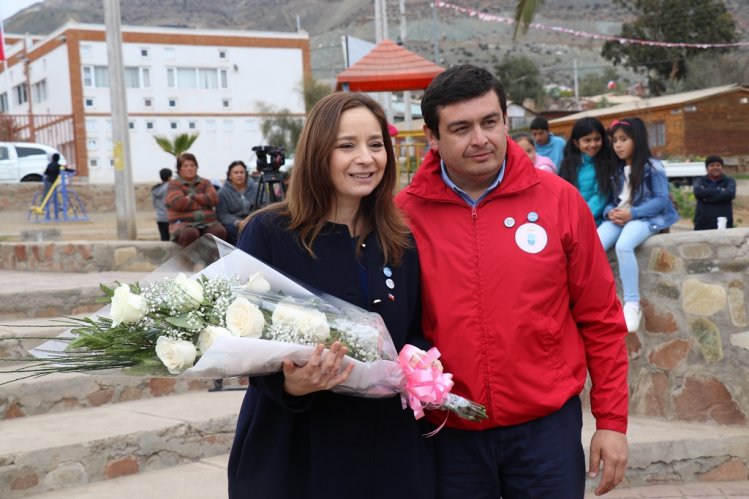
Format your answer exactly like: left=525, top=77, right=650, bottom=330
left=588, top=429, right=628, bottom=495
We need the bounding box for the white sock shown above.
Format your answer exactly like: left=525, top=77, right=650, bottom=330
left=625, top=301, right=640, bottom=311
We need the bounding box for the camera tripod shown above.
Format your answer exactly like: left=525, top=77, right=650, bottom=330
left=253, top=168, right=287, bottom=209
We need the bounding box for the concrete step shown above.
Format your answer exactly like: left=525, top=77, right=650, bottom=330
left=0, top=271, right=149, bottom=319
left=23, top=455, right=229, bottom=499
left=15, top=417, right=749, bottom=499
left=0, top=362, right=247, bottom=419
left=0, top=389, right=245, bottom=498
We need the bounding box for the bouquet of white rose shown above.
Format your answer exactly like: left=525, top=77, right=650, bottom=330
left=2, top=235, right=486, bottom=423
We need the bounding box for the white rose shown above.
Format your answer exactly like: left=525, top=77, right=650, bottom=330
left=155, top=336, right=197, bottom=374
left=197, top=325, right=233, bottom=354
left=225, top=297, right=265, bottom=338
left=174, top=273, right=204, bottom=307
left=110, top=283, right=147, bottom=327
left=272, top=300, right=330, bottom=342
left=245, top=272, right=272, bottom=294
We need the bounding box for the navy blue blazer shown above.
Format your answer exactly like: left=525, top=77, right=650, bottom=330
left=228, top=212, right=434, bottom=499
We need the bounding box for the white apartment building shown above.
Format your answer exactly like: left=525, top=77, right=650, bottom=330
left=0, top=22, right=310, bottom=183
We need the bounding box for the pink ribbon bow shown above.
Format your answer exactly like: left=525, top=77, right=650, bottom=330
left=398, top=344, right=453, bottom=420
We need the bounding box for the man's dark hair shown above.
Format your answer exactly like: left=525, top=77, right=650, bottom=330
left=159, top=168, right=173, bottom=182
left=51, top=153, right=60, bottom=162
left=705, top=155, right=724, bottom=166
left=421, top=64, right=507, bottom=138
left=530, top=116, right=550, bottom=131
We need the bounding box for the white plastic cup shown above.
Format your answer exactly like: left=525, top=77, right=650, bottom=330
left=717, top=217, right=728, bottom=230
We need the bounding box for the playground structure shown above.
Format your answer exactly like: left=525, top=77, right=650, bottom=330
left=27, top=170, right=89, bottom=223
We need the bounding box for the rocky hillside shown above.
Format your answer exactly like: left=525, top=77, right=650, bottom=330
left=8, top=0, right=749, bottom=89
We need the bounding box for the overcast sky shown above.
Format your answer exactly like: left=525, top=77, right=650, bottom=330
left=2, top=0, right=41, bottom=22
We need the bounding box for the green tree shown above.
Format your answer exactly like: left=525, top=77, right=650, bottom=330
left=681, top=52, right=746, bottom=91
left=601, top=0, right=737, bottom=95
left=578, top=67, right=620, bottom=97
left=153, top=132, right=199, bottom=157
left=494, top=54, right=546, bottom=107
left=301, top=76, right=332, bottom=112
left=257, top=103, right=304, bottom=154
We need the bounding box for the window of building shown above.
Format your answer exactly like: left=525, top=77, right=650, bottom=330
left=168, top=98, right=177, bottom=108
left=219, top=49, right=227, bottom=59
left=144, top=98, right=153, bottom=107
left=129, top=121, right=135, bottom=130
left=104, top=120, right=112, bottom=131
left=124, top=67, right=151, bottom=88
left=85, top=98, right=95, bottom=108
left=170, top=121, right=178, bottom=130
left=32, top=79, right=48, bottom=104
left=223, top=120, right=233, bottom=132
left=14, top=84, right=27, bottom=105
left=82, top=65, right=109, bottom=88
left=164, top=47, right=176, bottom=59
left=188, top=121, right=197, bottom=130
left=140, top=47, right=150, bottom=58
left=80, top=45, right=93, bottom=59
left=648, top=121, right=666, bottom=148
left=146, top=121, right=155, bottom=130
left=166, top=67, right=230, bottom=89
left=205, top=120, right=216, bottom=131
left=89, top=158, right=99, bottom=168
left=85, top=119, right=97, bottom=132
left=87, top=139, right=98, bottom=150
left=0, top=93, right=8, bottom=113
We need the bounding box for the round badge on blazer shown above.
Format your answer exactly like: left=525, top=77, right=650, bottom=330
left=383, top=267, right=393, bottom=277
left=527, top=211, right=539, bottom=223
left=504, top=217, right=515, bottom=228
left=514, top=223, right=548, bottom=254
left=385, top=278, right=395, bottom=289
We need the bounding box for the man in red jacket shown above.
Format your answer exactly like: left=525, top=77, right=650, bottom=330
left=395, top=65, right=628, bottom=497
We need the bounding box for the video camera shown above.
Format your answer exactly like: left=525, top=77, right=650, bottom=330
left=252, top=145, right=285, bottom=172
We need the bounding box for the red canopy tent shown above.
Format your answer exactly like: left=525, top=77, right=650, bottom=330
left=335, top=39, right=444, bottom=92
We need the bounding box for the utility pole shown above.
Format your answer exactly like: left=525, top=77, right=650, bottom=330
left=573, top=58, right=580, bottom=110
left=431, top=2, right=440, bottom=64
left=103, top=0, right=137, bottom=240
left=399, top=0, right=412, bottom=131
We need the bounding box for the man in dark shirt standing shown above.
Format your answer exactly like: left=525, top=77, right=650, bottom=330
left=693, top=155, right=736, bottom=230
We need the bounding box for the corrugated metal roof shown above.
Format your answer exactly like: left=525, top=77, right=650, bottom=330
left=550, top=84, right=748, bottom=124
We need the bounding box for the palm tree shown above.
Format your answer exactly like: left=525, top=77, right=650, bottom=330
left=513, top=0, right=543, bottom=39
left=153, top=132, right=199, bottom=157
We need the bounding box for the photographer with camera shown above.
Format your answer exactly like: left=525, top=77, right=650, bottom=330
left=217, top=160, right=259, bottom=245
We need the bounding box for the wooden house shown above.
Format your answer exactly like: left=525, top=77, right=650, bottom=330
left=548, top=84, right=749, bottom=158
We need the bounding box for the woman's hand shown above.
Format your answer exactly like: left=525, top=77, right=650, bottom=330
left=608, top=208, right=632, bottom=225
left=282, top=341, right=354, bottom=396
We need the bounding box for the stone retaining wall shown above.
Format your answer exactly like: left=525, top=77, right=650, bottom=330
left=0, top=241, right=179, bottom=272
left=624, top=228, right=749, bottom=425
left=3, top=230, right=749, bottom=427
left=0, top=184, right=156, bottom=213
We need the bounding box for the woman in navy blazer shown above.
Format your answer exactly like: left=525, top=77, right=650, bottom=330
left=227, top=92, right=434, bottom=499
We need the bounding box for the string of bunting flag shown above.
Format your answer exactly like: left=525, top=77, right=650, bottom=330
left=436, top=1, right=749, bottom=49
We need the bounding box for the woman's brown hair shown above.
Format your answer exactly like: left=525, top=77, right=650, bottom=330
left=176, top=152, right=199, bottom=173
left=246, top=92, right=410, bottom=265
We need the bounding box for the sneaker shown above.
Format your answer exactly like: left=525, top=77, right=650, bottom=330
left=623, top=302, right=642, bottom=332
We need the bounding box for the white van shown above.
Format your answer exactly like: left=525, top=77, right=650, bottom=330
left=0, top=142, right=68, bottom=182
